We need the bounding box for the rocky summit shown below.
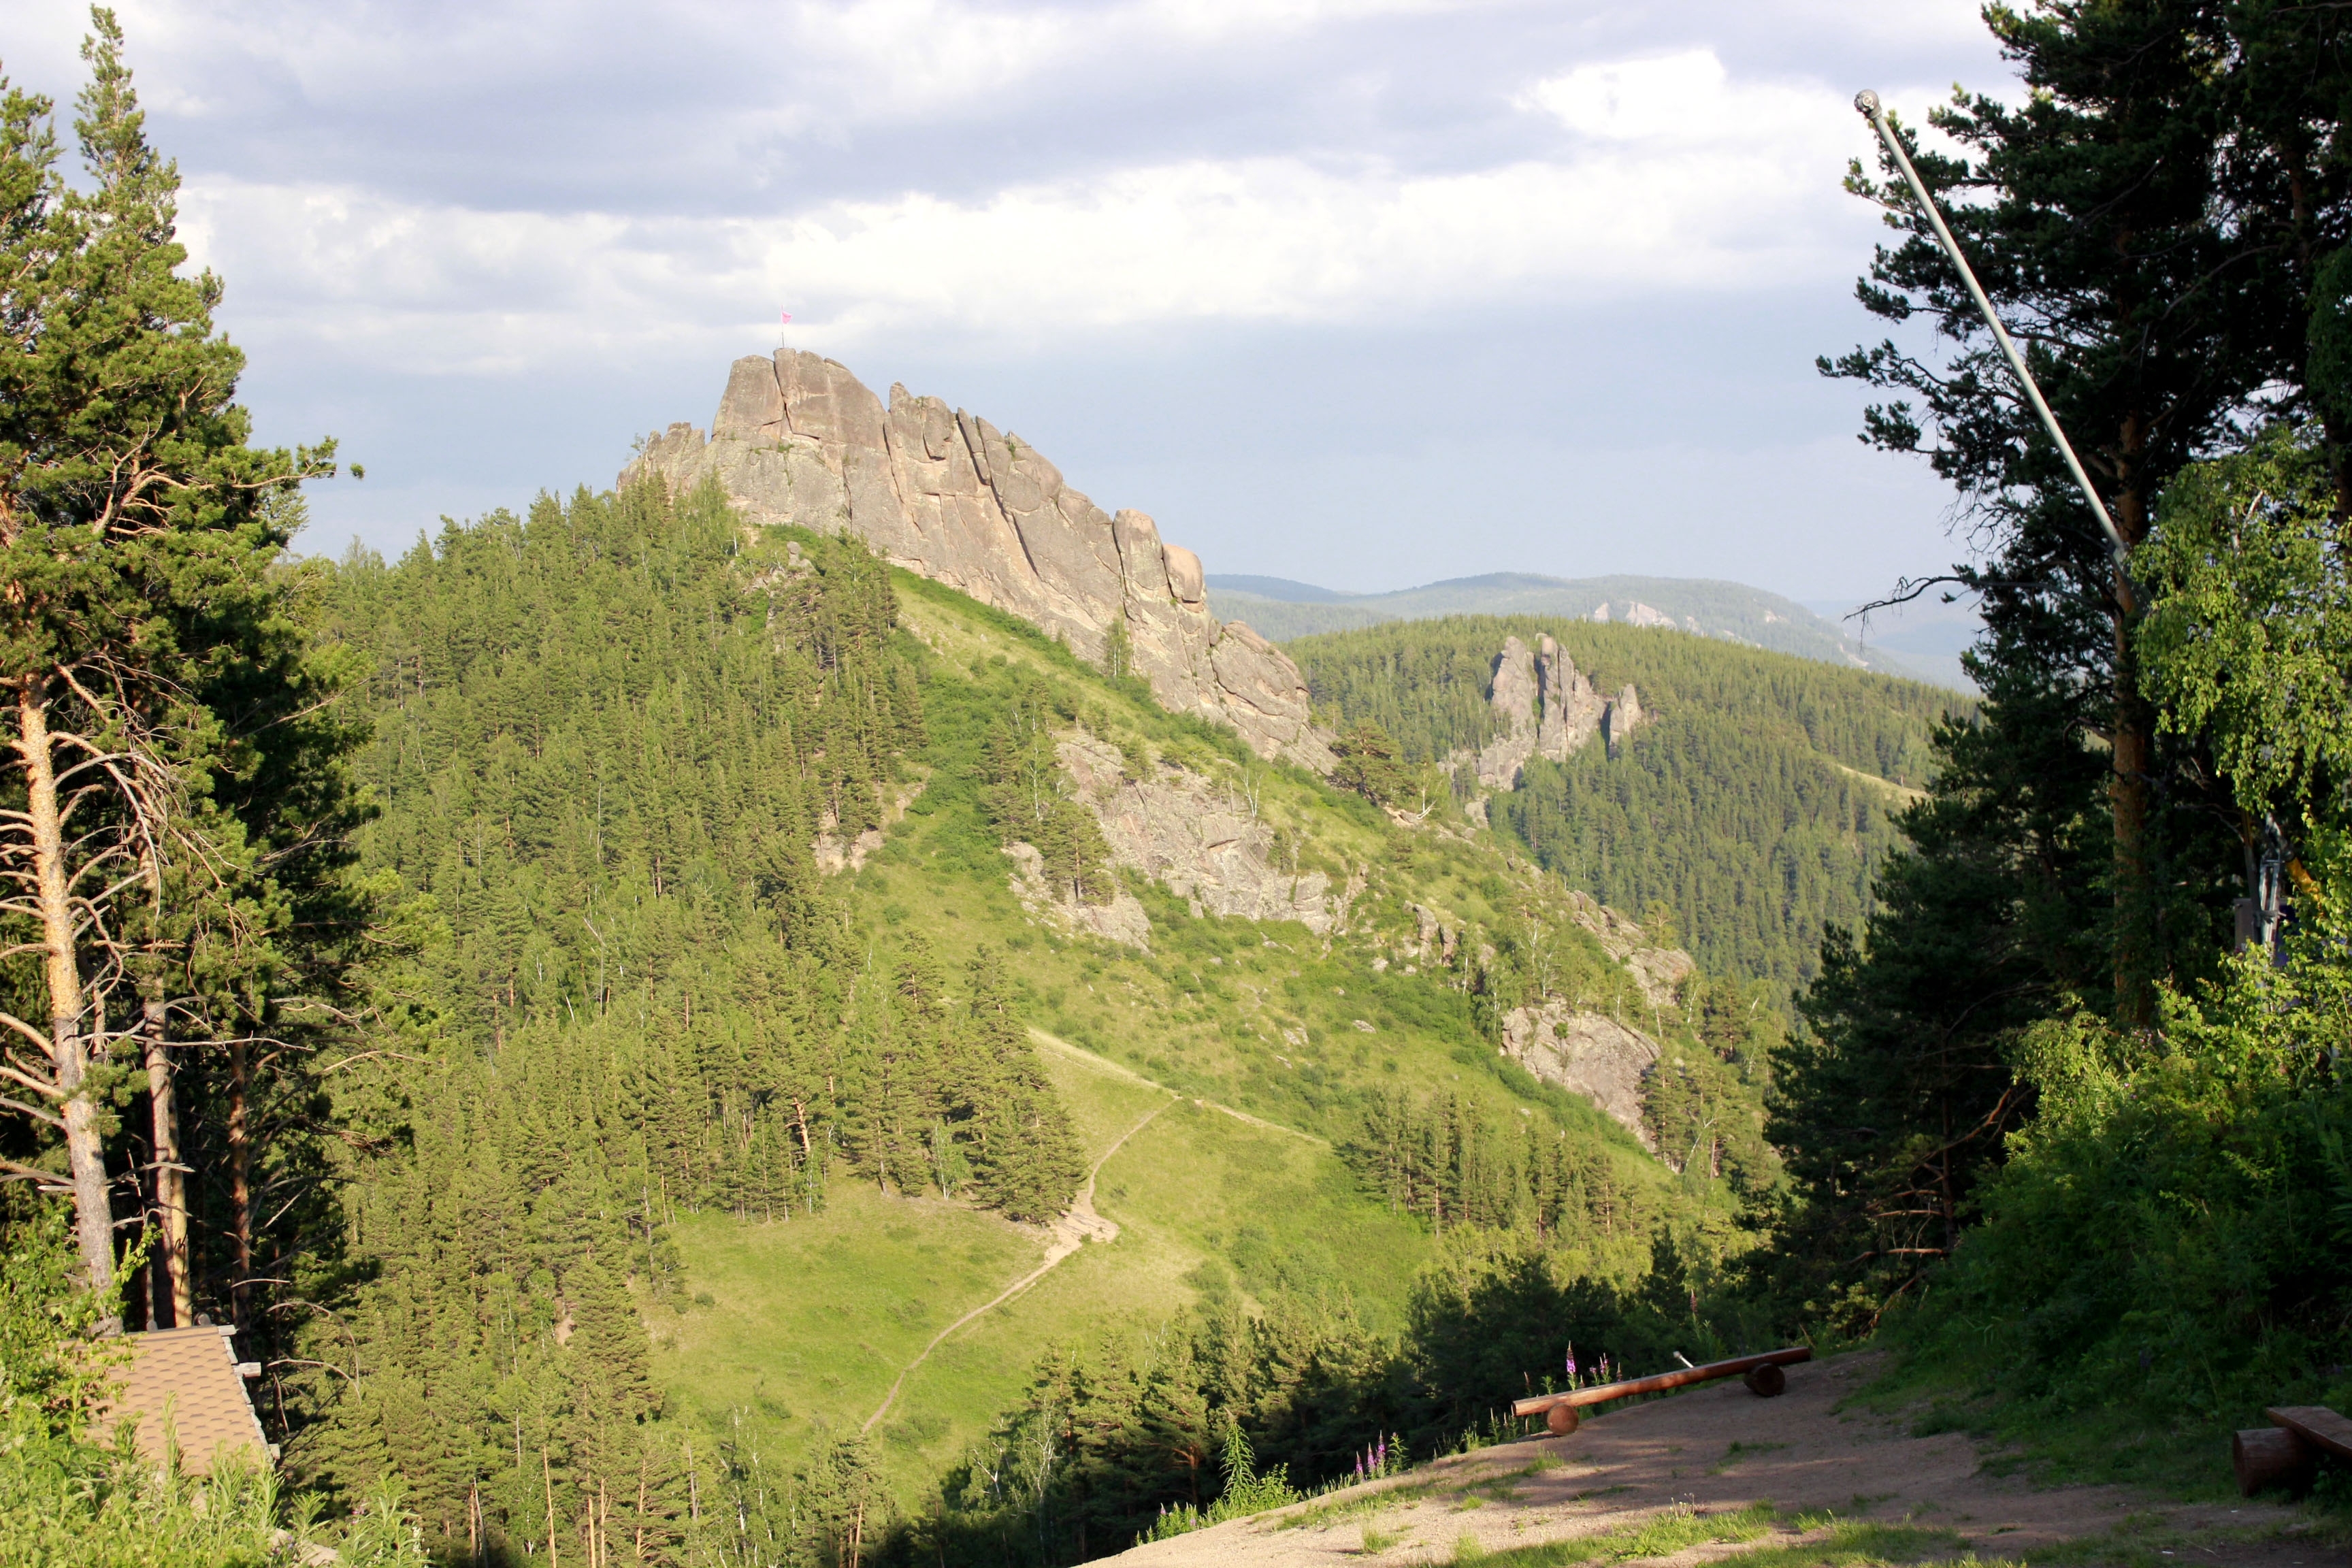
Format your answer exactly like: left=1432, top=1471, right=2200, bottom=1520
left=626, top=350, right=1336, bottom=771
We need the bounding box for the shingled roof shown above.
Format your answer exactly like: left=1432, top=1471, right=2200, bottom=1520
left=105, top=1325, right=271, bottom=1475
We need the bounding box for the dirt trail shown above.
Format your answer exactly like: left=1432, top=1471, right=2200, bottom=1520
left=1030, top=1028, right=1330, bottom=1147
left=863, top=1096, right=1171, bottom=1433
left=1107, top=1352, right=2323, bottom=1566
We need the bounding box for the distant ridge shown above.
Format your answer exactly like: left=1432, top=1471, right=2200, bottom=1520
left=1207, top=574, right=1360, bottom=604
left=1207, top=572, right=1957, bottom=689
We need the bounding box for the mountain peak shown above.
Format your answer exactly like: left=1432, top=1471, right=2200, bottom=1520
left=627, top=350, right=1338, bottom=769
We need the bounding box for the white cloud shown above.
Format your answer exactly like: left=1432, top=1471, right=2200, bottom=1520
left=183, top=46, right=1902, bottom=373
left=1520, top=50, right=1832, bottom=148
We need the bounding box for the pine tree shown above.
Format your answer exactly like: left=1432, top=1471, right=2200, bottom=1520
left=1821, top=1, right=2351, bottom=1021
left=0, top=10, right=358, bottom=1326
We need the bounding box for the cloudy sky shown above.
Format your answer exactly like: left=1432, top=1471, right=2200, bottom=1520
left=10, top=1, right=2011, bottom=606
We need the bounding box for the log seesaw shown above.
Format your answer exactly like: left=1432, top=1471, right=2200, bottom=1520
left=1511, top=1347, right=1814, bottom=1435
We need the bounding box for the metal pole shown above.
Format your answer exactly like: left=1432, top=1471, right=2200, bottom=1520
left=1854, top=90, right=2137, bottom=602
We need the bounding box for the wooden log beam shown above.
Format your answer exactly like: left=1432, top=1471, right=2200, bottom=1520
left=2234, top=1427, right=2314, bottom=1497
left=2266, top=1406, right=2352, bottom=1463
left=1511, top=1347, right=1812, bottom=1422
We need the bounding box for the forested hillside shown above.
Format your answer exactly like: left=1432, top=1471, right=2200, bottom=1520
left=288, top=484, right=1102, bottom=1547
left=15, top=9, right=2352, bottom=1565
left=251, top=482, right=1793, bottom=1563
left=1287, top=619, right=1965, bottom=985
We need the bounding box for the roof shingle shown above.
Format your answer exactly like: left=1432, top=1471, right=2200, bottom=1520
left=103, top=1326, right=271, bottom=1475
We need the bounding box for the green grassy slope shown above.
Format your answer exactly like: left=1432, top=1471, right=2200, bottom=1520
left=646, top=561, right=1681, bottom=1504
left=653, top=1026, right=1436, bottom=1509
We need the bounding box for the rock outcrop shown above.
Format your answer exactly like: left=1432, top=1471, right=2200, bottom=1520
left=1056, top=734, right=1355, bottom=934
left=626, top=351, right=1335, bottom=772
left=1602, top=683, right=1642, bottom=760
left=1004, top=842, right=1154, bottom=949
left=1590, top=600, right=1675, bottom=629
left=1471, top=634, right=1642, bottom=789
left=1554, top=888, right=1693, bottom=1008
left=1499, top=1002, right=1661, bottom=1143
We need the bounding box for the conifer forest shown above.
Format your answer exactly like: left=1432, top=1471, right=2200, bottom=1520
left=5, top=5, right=2352, bottom=1567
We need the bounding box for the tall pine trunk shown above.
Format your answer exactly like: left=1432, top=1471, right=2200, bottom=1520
left=142, top=988, right=191, bottom=1324
left=139, top=840, right=192, bottom=1325
left=16, top=681, right=120, bottom=1324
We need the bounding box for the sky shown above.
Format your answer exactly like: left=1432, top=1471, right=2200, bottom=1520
left=9, top=1, right=2015, bottom=608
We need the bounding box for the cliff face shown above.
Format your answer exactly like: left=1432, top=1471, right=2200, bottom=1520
left=1056, top=733, right=1351, bottom=934
left=625, top=351, right=1335, bottom=772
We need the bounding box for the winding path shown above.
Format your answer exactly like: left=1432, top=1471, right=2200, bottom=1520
left=1028, top=1028, right=1328, bottom=1147
left=862, top=1096, right=1173, bottom=1433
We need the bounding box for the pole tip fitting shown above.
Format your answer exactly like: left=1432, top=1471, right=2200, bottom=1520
left=1855, top=89, right=1882, bottom=118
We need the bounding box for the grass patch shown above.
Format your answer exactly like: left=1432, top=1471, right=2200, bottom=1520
left=1456, top=1501, right=1776, bottom=1565
left=1273, top=1479, right=1435, bottom=1532
left=1703, top=1521, right=1974, bottom=1567
left=1362, top=1522, right=1403, bottom=1554
left=1464, top=1514, right=1977, bottom=1568
left=2021, top=1514, right=2352, bottom=1567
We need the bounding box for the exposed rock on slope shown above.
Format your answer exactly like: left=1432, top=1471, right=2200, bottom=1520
left=627, top=351, right=1335, bottom=772
left=1559, top=889, right=1693, bottom=1007
left=1004, top=842, right=1154, bottom=949
left=1471, top=634, right=1643, bottom=789
left=1056, top=734, right=1353, bottom=934
left=1499, top=1004, right=1661, bottom=1144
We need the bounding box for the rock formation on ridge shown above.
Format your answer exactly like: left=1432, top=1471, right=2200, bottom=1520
left=1471, top=634, right=1643, bottom=789
left=625, top=350, right=1335, bottom=772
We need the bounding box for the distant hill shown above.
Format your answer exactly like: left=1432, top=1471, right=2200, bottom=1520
left=1207, top=572, right=1959, bottom=689
left=1801, top=595, right=1982, bottom=696
left=1286, top=615, right=1967, bottom=988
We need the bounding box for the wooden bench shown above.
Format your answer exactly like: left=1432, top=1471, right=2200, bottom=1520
left=2232, top=1405, right=2352, bottom=1496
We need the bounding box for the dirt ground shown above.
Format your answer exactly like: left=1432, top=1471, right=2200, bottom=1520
left=1106, top=1354, right=2347, bottom=1566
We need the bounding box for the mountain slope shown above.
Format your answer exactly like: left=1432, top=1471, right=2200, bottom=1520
left=1206, top=572, right=1942, bottom=685
left=627, top=349, right=1335, bottom=769
left=1286, top=617, right=1968, bottom=987
left=307, top=481, right=1744, bottom=1551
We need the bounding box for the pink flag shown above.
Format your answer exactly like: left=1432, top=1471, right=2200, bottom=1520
left=781, top=308, right=793, bottom=325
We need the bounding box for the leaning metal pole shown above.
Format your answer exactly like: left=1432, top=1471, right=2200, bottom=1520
left=1854, top=89, right=2136, bottom=604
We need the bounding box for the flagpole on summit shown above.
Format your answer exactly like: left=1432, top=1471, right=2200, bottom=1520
left=1853, top=89, right=2136, bottom=608
left=780, top=306, right=792, bottom=345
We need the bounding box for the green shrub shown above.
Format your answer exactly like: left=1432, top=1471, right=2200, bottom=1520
left=1898, top=914, right=2352, bottom=1426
